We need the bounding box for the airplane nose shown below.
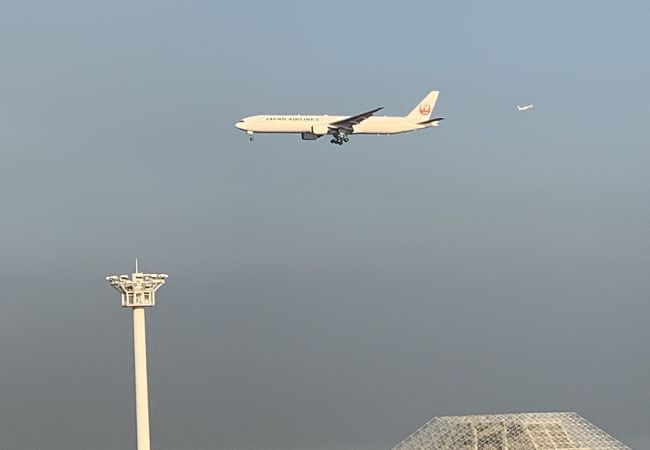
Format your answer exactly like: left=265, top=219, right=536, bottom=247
left=235, top=120, right=246, bottom=130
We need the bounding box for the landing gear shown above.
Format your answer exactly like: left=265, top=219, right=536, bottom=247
left=247, top=131, right=254, bottom=141
left=330, top=133, right=349, bottom=146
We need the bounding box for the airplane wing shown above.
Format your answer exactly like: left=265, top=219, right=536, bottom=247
left=328, top=106, right=384, bottom=132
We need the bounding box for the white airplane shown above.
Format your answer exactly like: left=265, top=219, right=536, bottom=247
left=235, top=91, right=444, bottom=145
left=516, top=104, right=534, bottom=111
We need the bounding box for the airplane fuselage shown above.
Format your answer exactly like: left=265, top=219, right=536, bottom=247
left=235, top=90, right=443, bottom=144
left=236, top=115, right=432, bottom=135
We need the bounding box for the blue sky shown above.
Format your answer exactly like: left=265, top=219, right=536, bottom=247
left=0, top=1, right=648, bottom=449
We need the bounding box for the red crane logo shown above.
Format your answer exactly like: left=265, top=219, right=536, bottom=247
left=419, top=103, right=431, bottom=115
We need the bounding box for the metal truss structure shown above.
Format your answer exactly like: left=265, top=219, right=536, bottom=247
left=393, top=412, right=631, bottom=450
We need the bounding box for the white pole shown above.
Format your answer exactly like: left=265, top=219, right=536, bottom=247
left=132, top=306, right=151, bottom=450
left=107, top=270, right=166, bottom=450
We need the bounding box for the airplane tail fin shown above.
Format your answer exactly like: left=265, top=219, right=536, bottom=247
left=406, top=91, right=439, bottom=121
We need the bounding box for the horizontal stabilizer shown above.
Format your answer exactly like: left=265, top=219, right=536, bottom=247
left=418, top=117, right=445, bottom=125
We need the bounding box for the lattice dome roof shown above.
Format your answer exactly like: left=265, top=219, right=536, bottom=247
left=393, top=412, right=631, bottom=450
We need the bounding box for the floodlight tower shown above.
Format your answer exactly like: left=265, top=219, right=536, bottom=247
left=106, top=264, right=168, bottom=450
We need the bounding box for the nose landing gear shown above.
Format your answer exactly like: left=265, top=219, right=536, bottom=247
left=247, top=131, right=254, bottom=141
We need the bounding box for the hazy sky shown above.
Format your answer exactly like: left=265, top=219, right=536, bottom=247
left=0, top=1, right=648, bottom=449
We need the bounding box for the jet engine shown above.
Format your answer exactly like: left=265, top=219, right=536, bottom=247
left=302, top=124, right=330, bottom=140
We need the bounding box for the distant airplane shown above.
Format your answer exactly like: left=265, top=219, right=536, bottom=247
left=517, top=104, right=534, bottom=111
left=235, top=91, right=444, bottom=145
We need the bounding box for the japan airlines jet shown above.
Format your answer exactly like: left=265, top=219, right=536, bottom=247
left=235, top=91, right=444, bottom=145
left=517, top=104, right=534, bottom=111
